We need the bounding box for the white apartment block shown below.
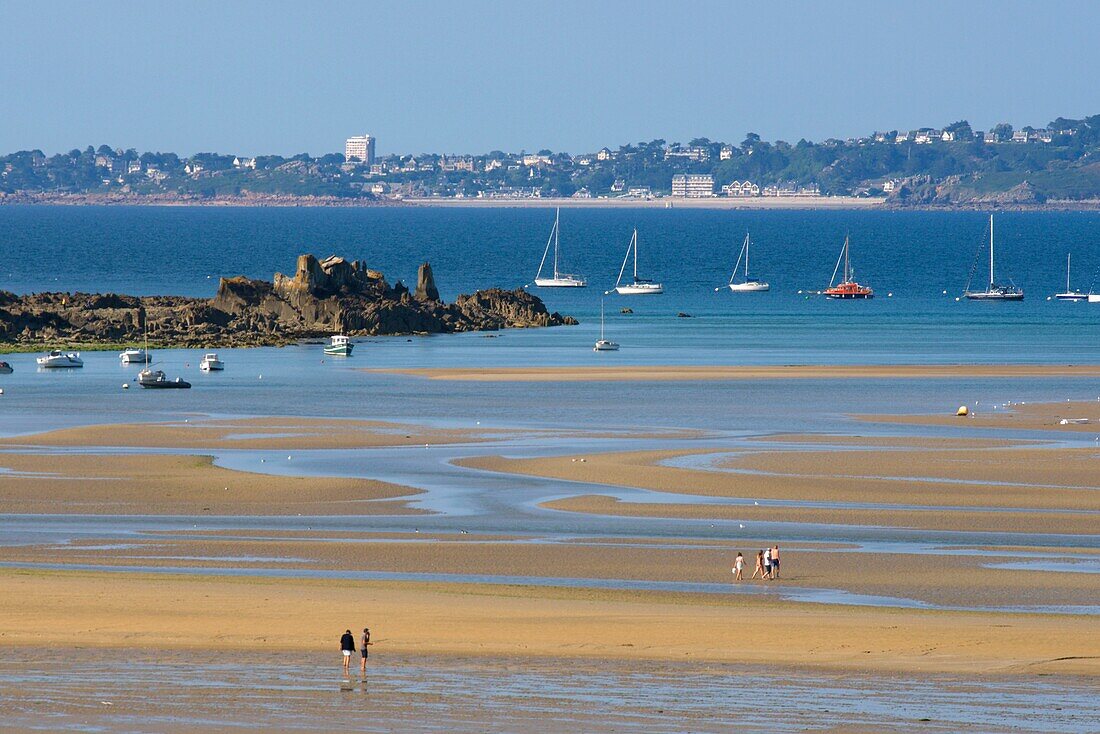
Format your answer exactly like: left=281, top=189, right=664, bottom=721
left=345, top=134, right=376, bottom=164
left=671, top=174, right=714, bottom=198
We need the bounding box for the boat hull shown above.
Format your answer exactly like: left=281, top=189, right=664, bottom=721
left=534, top=277, right=586, bottom=288
left=728, top=282, right=770, bottom=292
left=614, top=284, right=663, bottom=295
left=594, top=340, right=620, bottom=351
left=824, top=282, right=873, bottom=299
left=324, top=345, right=353, bottom=356
left=119, top=350, right=148, bottom=364
left=199, top=362, right=224, bottom=371
left=1090, top=294, right=1100, bottom=304
left=964, top=292, right=1024, bottom=301
left=37, top=357, right=83, bottom=368
left=1055, top=293, right=1088, bottom=301
left=139, top=380, right=191, bottom=389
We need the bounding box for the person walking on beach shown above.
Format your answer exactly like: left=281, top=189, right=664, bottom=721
left=733, top=552, right=745, bottom=581
left=771, top=545, right=781, bottom=579
left=340, top=629, right=355, bottom=674
left=751, top=550, right=766, bottom=580
left=359, top=627, right=371, bottom=675
left=762, top=546, right=772, bottom=580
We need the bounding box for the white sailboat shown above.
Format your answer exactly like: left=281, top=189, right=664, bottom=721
left=1054, top=253, right=1087, bottom=301
left=721, top=233, right=770, bottom=292
left=964, top=214, right=1023, bottom=300
left=593, top=300, right=619, bottom=351
left=533, top=208, right=586, bottom=287
left=608, top=229, right=663, bottom=295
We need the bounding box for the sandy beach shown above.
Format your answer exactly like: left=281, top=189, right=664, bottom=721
left=859, top=399, right=1100, bottom=433
left=373, top=364, right=1100, bottom=382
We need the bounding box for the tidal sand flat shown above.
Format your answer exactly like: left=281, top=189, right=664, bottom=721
left=859, top=399, right=1100, bottom=433
left=374, top=364, right=1100, bottom=382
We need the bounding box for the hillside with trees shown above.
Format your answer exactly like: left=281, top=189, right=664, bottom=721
left=3, top=115, right=1100, bottom=206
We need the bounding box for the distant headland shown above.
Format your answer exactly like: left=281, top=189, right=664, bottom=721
left=3, top=113, right=1100, bottom=209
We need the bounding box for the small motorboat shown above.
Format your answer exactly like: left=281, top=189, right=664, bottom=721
left=0, top=361, right=12, bottom=375
left=119, top=348, right=150, bottom=364
left=37, top=350, right=84, bottom=368
left=199, top=353, right=224, bottom=371
left=137, top=368, right=191, bottom=389
left=324, top=335, right=353, bottom=357
left=824, top=235, right=873, bottom=299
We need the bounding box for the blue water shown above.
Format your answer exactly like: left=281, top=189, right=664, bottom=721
left=3, top=205, right=1100, bottom=366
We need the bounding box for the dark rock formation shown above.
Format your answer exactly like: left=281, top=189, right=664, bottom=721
left=0, top=254, right=576, bottom=348
left=414, top=262, right=440, bottom=301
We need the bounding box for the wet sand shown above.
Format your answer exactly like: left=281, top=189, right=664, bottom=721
left=459, top=441, right=1100, bottom=511
left=0, top=453, right=424, bottom=515
left=859, top=400, right=1100, bottom=433
left=2, top=569, right=1097, bottom=676
left=7, top=531, right=1098, bottom=610
left=373, top=364, right=1100, bottom=382
left=0, top=416, right=486, bottom=450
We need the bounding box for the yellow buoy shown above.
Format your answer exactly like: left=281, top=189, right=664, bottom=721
left=956, top=406, right=969, bottom=416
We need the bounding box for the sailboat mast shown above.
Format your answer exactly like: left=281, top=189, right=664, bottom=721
left=744, top=234, right=750, bottom=277
left=553, top=208, right=560, bottom=278
left=989, top=214, right=995, bottom=288
left=600, top=300, right=605, bottom=339
left=632, top=229, right=638, bottom=280
left=844, top=235, right=851, bottom=282
left=1067, top=252, right=1072, bottom=291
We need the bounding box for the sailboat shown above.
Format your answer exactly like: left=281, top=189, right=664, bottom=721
left=722, top=233, right=769, bottom=292
left=1054, top=253, right=1087, bottom=301
left=609, top=229, right=663, bottom=295
left=824, top=235, right=873, bottom=299
left=533, top=208, right=586, bottom=287
left=593, top=300, right=620, bottom=351
left=964, top=214, right=1023, bottom=300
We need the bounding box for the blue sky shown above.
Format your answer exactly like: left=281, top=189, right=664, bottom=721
left=1, top=1, right=1097, bottom=157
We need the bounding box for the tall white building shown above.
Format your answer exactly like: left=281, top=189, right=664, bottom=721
left=671, top=174, right=714, bottom=198
left=345, top=134, right=376, bottom=164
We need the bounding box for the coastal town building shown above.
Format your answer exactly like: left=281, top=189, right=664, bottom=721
left=672, top=174, right=715, bottom=198
left=610, top=178, right=626, bottom=193
left=722, top=180, right=760, bottom=197
left=984, top=131, right=999, bottom=144
left=665, top=146, right=710, bottom=162
left=596, top=147, right=613, bottom=161
left=233, top=156, right=256, bottom=169
left=720, top=145, right=735, bottom=160
left=1011, top=130, right=1029, bottom=143
left=522, top=154, right=552, bottom=167
left=344, top=134, right=376, bottom=164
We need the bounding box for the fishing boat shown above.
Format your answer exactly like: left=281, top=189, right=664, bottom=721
left=533, top=208, right=586, bottom=287
left=0, top=361, right=12, bottom=375
left=36, top=350, right=84, bottom=368
left=199, top=353, right=224, bottom=371
left=593, top=300, right=619, bottom=351
left=119, top=348, right=149, bottom=364
left=723, top=233, right=769, bottom=292
left=609, top=229, right=663, bottom=295
left=137, top=368, right=191, bottom=389
left=824, top=235, right=873, bottom=299
left=1054, top=253, right=1087, bottom=301
left=324, top=335, right=353, bottom=356
left=964, top=215, right=1023, bottom=300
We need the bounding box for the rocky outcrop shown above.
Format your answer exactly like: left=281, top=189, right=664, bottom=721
left=0, top=254, right=575, bottom=348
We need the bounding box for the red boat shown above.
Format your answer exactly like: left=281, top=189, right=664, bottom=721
left=825, top=235, right=874, bottom=299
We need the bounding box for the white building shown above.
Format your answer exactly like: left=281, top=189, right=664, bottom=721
left=671, top=174, right=714, bottom=198
left=344, top=134, right=376, bottom=164
left=233, top=156, right=256, bottom=169
left=722, top=180, right=760, bottom=197
left=720, top=145, right=735, bottom=160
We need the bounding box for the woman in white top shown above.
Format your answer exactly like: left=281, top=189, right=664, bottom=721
left=733, top=552, right=745, bottom=581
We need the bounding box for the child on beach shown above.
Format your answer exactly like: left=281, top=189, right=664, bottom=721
left=751, top=550, right=766, bottom=580
left=340, top=629, right=355, bottom=674
left=733, top=552, right=744, bottom=581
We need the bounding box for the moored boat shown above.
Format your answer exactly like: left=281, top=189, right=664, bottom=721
left=199, top=353, right=225, bottom=371
left=964, top=215, right=1023, bottom=301
left=1054, top=253, right=1087, bottom=301
left=593, top=300, right=619, bottom=351
left=0, top=361, right=12, bottom=374
left=137, top=368, right=191, bottom=389
left=723, top=233, right=770, bottom=292
left=533, top=208, right=587, bottom=287
left=824, top=235, right=873, bottom=299
left=119, top=348, right=149, bottom=364
left=324, top=335, right=353, bottom=356
left=36, top=350, right=84, bottom=368
left=609, top=229, right=663, bottom=295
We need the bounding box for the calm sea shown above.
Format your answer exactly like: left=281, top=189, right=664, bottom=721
left=1, top=204, right=1099, bottom=366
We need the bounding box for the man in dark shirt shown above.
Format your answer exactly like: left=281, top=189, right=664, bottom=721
left=340, top=629, right=355, bottom=674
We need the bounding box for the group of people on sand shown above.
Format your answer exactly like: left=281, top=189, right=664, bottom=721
left=339, top=627, right=372, bottom=675
left=732, top=545, right=781, bottom=582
